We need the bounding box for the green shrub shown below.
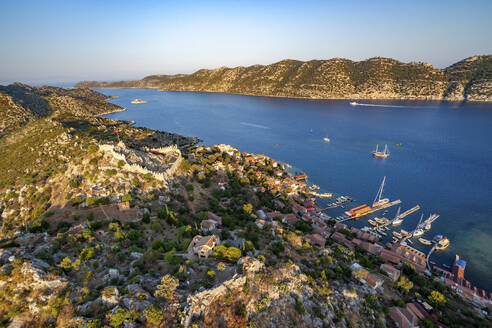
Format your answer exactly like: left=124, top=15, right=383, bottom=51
left=87, top=144, right=99, bottom=154
left=155, top=274, right=179, bottom=300
left=144, top=173, right=154, bottom=182
left=152, top=240, right=165, bottom=251
left=105, top=169, right=117, bottom=177
left=29, top=219, right=49, bottom=233
left=70, top=196, right=84, bottom=206
left=56, top=221, right=71, bottom=233
left=80, top=247, right=95, bottom=261
left=257, top=294, right=270, bottom=312
left=86, top=197, right=99, bottom=206
left=59, top=257, right=72, bottom=271
left=110, top=308, right=128, bottom=326
left=32, top=207, right=46, bottom=220
left=143, top=304, right=163, bottom=325
left=69, top=176, right=82, bottom=188
left=206, top=269, right=216, bottom=280
left=86, top=318, right=101, bottom=328
left=142, top=212, right=150, bottom=223
left=122, top=193, right=132, bottom=202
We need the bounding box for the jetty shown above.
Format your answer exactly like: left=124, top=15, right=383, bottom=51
left=310, top=191, right=333, bottom=198
left=367, top=204, right=420, bottom=232
left=398, top=205, right=420, bottom=219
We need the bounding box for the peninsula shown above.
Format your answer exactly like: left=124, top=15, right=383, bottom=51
left=76, top=55, right=492, bottom=102
left=0, top=83, right=489, bottom=327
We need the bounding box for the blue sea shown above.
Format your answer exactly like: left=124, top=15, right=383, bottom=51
left=100, top=88, right=492, bottom=291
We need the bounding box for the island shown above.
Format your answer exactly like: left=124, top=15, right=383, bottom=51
left=131, top=98, right=147, bottom=104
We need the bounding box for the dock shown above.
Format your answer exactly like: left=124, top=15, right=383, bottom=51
left=368, top=204, right=420, bottom=232
left=336, top=199, right=401, bottom=222
left=398, top=205, right=420, bottom=219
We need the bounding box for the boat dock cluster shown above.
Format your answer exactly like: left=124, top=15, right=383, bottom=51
left=324, top=176, right=449, bottom=256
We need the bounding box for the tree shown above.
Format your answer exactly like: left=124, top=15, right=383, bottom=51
left=243, top=203, right=253, bottom=215
left=155, top=274, right=179, bottom=300
left=428, top=290, right=446, bottom=307
left=122, top=194, right=132, bottom=202
left=396, top=275, right=413, bottom=294
left=143, top=304, right=163, bottom=325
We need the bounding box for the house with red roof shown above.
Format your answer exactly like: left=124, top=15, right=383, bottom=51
left=305, top=233, right=326, bottom=246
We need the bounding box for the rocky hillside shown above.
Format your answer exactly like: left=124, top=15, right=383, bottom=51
left=0, top=83, right=124, bottom=137
left=76, top=55, right=492, bottom=102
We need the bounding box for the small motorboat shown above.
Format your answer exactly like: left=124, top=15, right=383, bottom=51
left=349, top=101, right=358, bottom=106
left=368, top=219, right=378, bottom=226
left=418, top=238, right=432, bottom=245
left=436, top=237, right=450, bottom=250
left=392, top=231, right=403, bottom=239
left=323, top=137, right=331, bottom=142
left=374, top=217, right=384, bottom=224
left=400, top=229, right=410, bottom=237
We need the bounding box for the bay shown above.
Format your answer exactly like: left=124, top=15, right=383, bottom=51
left=101, top=88, right=492, bottom=291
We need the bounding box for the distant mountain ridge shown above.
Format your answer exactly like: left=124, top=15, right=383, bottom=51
left=76, top=55, right=492, bottom=102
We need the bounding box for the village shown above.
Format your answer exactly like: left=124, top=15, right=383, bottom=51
left=1, top=132, right=490, bottom=327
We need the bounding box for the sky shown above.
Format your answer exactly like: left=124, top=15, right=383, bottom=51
left=0, top=0, right=491, bottom=84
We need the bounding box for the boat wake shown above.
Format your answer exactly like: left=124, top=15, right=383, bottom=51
left=240, top=122, right=270, bottom=129
left=352, top=103, right=439, bottom=109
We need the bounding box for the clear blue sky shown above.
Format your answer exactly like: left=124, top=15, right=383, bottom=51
left=1, top=0, right=491, bottom=84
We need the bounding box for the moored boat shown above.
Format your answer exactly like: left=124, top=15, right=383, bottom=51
left=374, top=217, right=384, bottom=224
left=368, top=219, right=377, bottom=226
left=436, top=237, right=450, bottom=250
left=400, top=229, right=410, bottom=237
left=372, top=176, right=390, bottom=207
left=323, top=137, right=331, bottom=142
left=392, top=231, right=403, bottom=239
left=418, top=238, right=432, bottom=245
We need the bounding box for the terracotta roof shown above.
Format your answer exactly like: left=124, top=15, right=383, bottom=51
left=305, top=233, right=326, bottom=246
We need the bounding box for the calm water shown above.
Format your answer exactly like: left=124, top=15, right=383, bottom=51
left=100, top=88, right=492, bottom=291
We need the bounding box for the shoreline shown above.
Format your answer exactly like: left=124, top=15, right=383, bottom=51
left=82, top=86, right=492, bottom=103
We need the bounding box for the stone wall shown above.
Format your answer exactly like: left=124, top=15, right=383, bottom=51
left=99, top=142, right=182, bottom=181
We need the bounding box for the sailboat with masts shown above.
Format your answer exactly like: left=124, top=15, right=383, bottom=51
left=373, top=144, right=390, bottom=158
left=372, top=176, right=390, bottom=208
left=392, top=206, right=403, bottom=226
left=412, top=214, right=425, bottom=237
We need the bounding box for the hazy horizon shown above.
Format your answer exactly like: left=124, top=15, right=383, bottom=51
left=1, top=0, right=491, bottom=85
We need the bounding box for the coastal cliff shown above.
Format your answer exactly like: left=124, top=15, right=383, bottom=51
left=76, top=55, right=492, bottom=102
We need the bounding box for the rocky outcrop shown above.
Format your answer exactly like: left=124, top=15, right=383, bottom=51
left=76, top=55, right=492, bottom=102
left=0, top=83, right=124, bottom=136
